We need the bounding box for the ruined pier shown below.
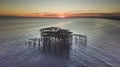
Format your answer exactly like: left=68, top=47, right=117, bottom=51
left=26, top=27, right=87, bottom=52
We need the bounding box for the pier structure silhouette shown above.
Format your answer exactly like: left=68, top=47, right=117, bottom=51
left=26, top=27, right=87, bottom=54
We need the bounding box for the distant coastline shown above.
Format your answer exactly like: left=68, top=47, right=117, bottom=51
left=0, top=16, right=120, bottom=21
left=102, top=17, right=120, bottom=21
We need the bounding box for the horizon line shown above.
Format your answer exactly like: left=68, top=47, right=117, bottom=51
left=0, top=13, right=120, bottom=18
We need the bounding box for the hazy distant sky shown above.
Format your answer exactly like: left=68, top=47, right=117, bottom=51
left=0, top=0, right=120, bottom=16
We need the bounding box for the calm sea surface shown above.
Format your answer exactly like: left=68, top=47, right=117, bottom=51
left=0, top=18, right=120, bottom=67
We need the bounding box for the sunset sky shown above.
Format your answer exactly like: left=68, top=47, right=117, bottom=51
left=0, top=0, right=120, bottom=17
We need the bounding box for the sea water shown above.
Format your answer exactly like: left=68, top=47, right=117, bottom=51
left=0, top=18, right=120, bottom=67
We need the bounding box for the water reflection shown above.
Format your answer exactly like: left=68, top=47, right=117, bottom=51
left=25, top=27, right=87, bottom=58
left=25, top=37, right=87, bottom=57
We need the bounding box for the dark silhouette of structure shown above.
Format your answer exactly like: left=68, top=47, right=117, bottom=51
left=25, top=27, right=87, bottom=55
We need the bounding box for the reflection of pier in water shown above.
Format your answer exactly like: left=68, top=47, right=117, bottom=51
left=25, top=27, right=87, bottom=56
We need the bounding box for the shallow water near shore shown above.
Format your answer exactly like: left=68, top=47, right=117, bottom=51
left=0, top=18, right=120, bottom=67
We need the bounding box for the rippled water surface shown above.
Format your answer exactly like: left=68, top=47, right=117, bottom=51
left=0, top=18, right=120, bottom=67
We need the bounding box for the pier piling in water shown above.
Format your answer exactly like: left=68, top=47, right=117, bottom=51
left=26, top=27, right=87, bottom=51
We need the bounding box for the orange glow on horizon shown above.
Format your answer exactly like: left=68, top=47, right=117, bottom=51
left=57, top=13, right=66, bottom=18
left=21, top=13, right=71, bottom=18
left=0, top=12, right=120, bottom=18
left=58, top=15, right=65, bottom=18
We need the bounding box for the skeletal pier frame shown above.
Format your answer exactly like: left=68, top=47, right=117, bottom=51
left=25, top=27, right=87, bottom=50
